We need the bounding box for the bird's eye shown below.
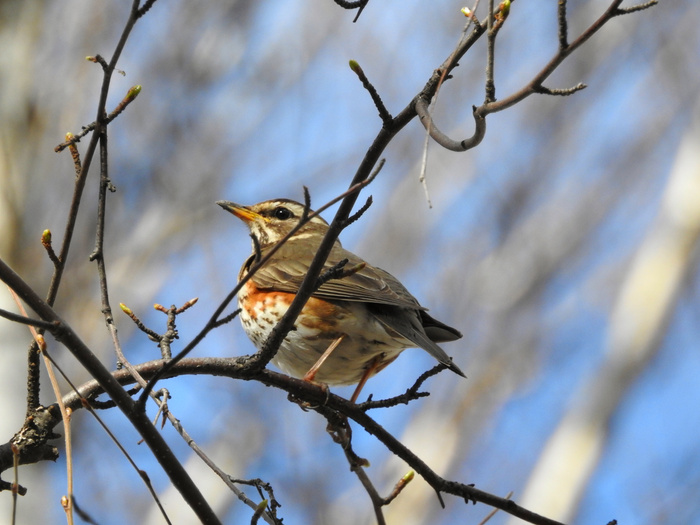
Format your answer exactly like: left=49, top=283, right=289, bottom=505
left=273, top=206, right=293, bottom=220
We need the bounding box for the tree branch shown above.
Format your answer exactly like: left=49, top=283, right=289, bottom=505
left=53, top=360, right=565, bottom=525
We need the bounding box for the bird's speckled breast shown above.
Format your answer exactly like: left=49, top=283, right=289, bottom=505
left=237, top=277, right=410, bottom=385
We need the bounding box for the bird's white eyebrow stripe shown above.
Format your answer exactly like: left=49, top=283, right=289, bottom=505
left=287, top=232, right=316, bottom=240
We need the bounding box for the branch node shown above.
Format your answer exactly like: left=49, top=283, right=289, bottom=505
left=54, top=85, right=142, bottom=152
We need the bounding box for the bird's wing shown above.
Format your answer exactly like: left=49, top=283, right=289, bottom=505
left=368, top=304, right=465, bottom=377
left=418, top=310, right=463, bottom=342
left=247, top=243, right=423, bottom=309
left=245, top=242, right=465, bottom=378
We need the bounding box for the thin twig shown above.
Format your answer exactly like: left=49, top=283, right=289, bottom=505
left=615, top=0, right=657, bottom=16
left=54, top=86, right=142, bottom=152
left=485, top=0, right=496, bottom=103
left=478, top=491, right=514, bottom=524
left=558, top=0, right=568, bottom=49
left=415, top=0, right=656, bottom=153
left=356, top=363, right=444, bottom=410
left=0, top=307, right=56, bottom=330
left=0, top=257, right=213, bottom=522
left=7, top=290, right=75, bottom=525
left=418, top=0, right=481, bottom=206
left=332, top=0, right=370, bottom=22
left=349, top=60, right=392, bottom=125
left=535, top=83, right=587, bottom=96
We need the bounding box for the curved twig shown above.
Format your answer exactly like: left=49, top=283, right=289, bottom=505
left=414, top=0, right=657, bottom=152
left=415, top=99, right=486, bottom=152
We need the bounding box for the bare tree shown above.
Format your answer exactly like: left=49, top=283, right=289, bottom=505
left=2, top=0, right=695, bottom=524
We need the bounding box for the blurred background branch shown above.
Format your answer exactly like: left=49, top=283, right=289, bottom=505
left=0, top=0, right=695, bottom=523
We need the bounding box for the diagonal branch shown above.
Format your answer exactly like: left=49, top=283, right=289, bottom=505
left=0, top=257, right=221, bottom=524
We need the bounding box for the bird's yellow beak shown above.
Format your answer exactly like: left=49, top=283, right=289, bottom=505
left=216, top=200, right=265, bottom=223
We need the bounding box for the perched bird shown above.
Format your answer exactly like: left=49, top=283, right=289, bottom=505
left=218, top=199, right=464, bottom=401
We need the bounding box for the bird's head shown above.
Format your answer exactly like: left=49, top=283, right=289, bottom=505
left=217, top=199, right=331, bottom=249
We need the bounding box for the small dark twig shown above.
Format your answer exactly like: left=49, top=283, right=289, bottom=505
left=485, top=0, right=497, bottom=103
left=558, top=0, right=569, bottom=49
left=535, top=83, right=587, bottom=96
left=333, top=0, right=370, bottom=22
left=0, top=308, right=57, bottom=331
left=349, top=60, right=392, bottom=125
left=86, top=54, right=109, bottom=71
left=120, top=303, right=161, bottom=342
left=63, top=134, right=83, bottom=179
left=212, top=308, right=242, bottom=329
left=614, top=0, right=657, bottom=16
left=324, top=411, right=368, bottom=468
left=302, top=186, right=312, bottom=223
left=229, top=477, right=282, bottom=522
left=153, top=303, right=187, bottom=359
left=477, top=0, right=656, bottom=116
left=407, top=363, right=448, bottom=394
left=89, top=385, right=141, bottom=409
left=485, top=0, right=512, bottom=103
left=321, top=406, right=415, bottom=524
left=357, top=363, right=445, bottom=410
left=342, top=196, right=373, bottom=229
left=54, top=85, right=142, bottom=153
left=40, top=230, right=60, bottom=267
left=136, top=0, right=159, bottom=19
left=121, top=300, right=197, bottom=359
left=352, top=4, right=368, bottom=22
left=316, top=259, right=348, bottom=286
left=251, top=233, right=262, bottom=264
left=175, top=298, right=199, bottom=315
left=0, top=478, right=23, bottom=496
left=384, top=471, right=415, bottom=505
left=333, top=0, right=363, bottom=7
left=25, top=341, right=42, bottom=415
left=71, top=496, right=100, bottom=525
left=352, top=464, right=387, bottom=525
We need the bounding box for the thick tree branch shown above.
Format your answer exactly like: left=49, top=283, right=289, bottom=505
left=0, top=261, right=220, bottom=522
left=53, top=360, right=564, bottom=525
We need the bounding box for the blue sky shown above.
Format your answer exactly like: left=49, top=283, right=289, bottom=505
left=2, top=1, right=699, bottom=524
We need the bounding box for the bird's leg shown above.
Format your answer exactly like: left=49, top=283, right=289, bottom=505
left=350, top=355, right=383, bottom=404
left=303, top=334, right=346, bottom=383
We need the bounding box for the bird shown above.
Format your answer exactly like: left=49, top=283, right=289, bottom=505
left=217, top=198, right=464, bottom=401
